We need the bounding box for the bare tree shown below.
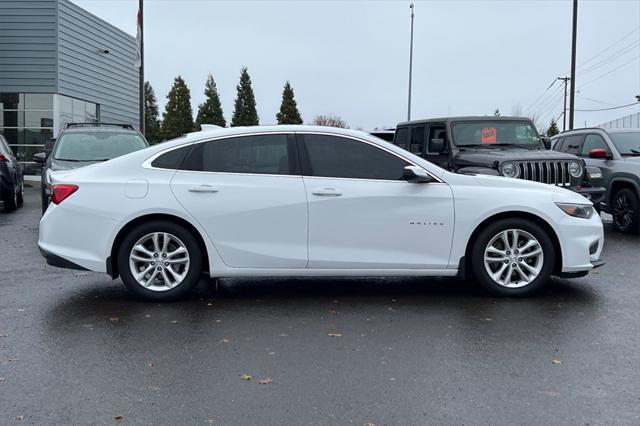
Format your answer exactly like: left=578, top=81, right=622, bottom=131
left=512, top=103, right=542, bottom=132
left=312, top=115, right=348, bottom=128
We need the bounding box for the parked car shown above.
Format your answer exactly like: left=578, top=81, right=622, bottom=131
left=38, top=126, right=604, bottom=301
left=392, top=116, right=606, bottom=205
left=552, top=128, right=640, bottom=234
left=0, top=134, right=24, bottom=212
left=33, top=123, right=149, bottom=214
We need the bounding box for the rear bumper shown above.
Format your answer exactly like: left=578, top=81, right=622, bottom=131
left=39, top=245, right=89, bottom=271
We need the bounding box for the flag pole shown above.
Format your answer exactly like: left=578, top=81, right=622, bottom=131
left=138, top=0, right=145, bottom=135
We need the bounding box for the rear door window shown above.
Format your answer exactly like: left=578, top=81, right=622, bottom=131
left=181, top=134, right=294, bottom=175
left=558, top=135, right=585, bottom=156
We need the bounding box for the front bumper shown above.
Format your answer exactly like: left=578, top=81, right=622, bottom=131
left=572, top=186, right=606, bottom=206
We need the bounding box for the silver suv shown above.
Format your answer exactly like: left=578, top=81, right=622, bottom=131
left=552, top=128, right=640, bottom=234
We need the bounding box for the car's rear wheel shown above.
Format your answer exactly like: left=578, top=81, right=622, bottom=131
left=117, top=221, right=203, bottom=301
left=471, top=218, right=555, bottom=297
left=612, top=188, right=640, bottom=235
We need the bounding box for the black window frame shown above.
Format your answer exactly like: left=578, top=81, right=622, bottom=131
left=394, top=127, right=410, bottom=150
left=296, top=133, right=412, bottom=181
left=168, top=133, right=300, bottom=175
left=410, top=126, right=426, bottom=156
left=426, top=123, right=448, bottom=155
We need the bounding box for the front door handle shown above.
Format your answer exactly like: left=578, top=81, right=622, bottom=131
left=311, top=187, right=342, bottom=196
left=188, top=185, right=219, bottom=193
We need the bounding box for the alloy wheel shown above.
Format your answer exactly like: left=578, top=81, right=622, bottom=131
left=483, top=229, right=544, bottom=288
left=128, top=232, right=191, bottom=291
left=613, top=192, right=634, bottom=229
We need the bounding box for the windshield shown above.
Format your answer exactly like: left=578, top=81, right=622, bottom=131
left=53, top=131, right=147, bottom=161
left=609, top=132, right=640, bottom=155
left=451, top=120, right=542, bottom=147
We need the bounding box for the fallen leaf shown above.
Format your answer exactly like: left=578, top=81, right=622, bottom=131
left=268, top=352, right=276, bottom=356
left=17, top=309, right=25, bottom=312
left=0, top=378, right=5, bottom=382
left=0, top=334, right=8, bottom=337
left=483, top=318, right=493, bottom=321
left=207, top=303, right=213, bottom=306
left=16, top=415, right=25, bottom=421
left=327, top=332, right=342, bottom=337
left=328, top=310, right=338, bottom=314
left=541, top=390, right=561, bottom=397
left=144, top=314, right=151, bottom=318
left=220, top=338, right=229, bottom=343
left=390, top=377, right=396, bottom=381
left=552, top=359, right=562, bottom=365
left=258, top=378, right=273, bottom=385
left=280, top=333, right=288, bottom=337
left=109, top=317, right=119, bottom=322
left=171, top=320, right=179, bottom=324
left=364, top=423, right=376, bottom=426
left=115, top=415, right=124, bottom=421
left=240, top=374, right=252, bottom=381
left=148, top=363, right=154, bottom=368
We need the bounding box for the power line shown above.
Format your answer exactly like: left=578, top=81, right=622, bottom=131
left=580, top=54, right=640, bottom=88
left=574, top=101, right=640, bottom=112
left=577, top=25, right=640, bottom=69
left=579, top=40, right=640, bottom=75
left=576, top=94, right=616, bottom=106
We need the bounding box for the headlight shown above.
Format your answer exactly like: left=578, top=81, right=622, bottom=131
left=568, top=161, right=582, bottom=178
left=500, top=162, right=520, bottom=178
left=555, top=202, right=594, bottom=219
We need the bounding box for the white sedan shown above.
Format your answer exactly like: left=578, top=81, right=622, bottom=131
left=39, top=126, right=604, bottom=301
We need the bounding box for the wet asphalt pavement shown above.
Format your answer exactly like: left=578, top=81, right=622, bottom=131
left=1, top=187, right=639, bottom=425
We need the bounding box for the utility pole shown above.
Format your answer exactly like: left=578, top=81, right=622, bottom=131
left=138, top=0, right=145, bottom=135
left=558, top=77, right=570, bottom=131
left=407, top=3, right=414, bottom=121
left=568, top=0, right=578, bottom=130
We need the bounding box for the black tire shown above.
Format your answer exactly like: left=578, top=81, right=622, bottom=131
left=16, top=180, right=23, bottom=208
left=612, top=188, right=640, bottom=235
left=471, top=218, right=555, bottom=297
left=117, top=220, right=203, bottom=302
left=2, top=183, right=18, bottom=212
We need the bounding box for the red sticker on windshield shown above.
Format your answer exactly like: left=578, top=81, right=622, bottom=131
left=481, top=127, right=496, bottom=144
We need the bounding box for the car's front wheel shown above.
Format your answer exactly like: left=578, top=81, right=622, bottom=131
left=612, top=188, right=640, bottom=235
left=471, top=218, right=555, bottom=297
left=2, top=182, right=18, bottom=212
left=117, top=221, right=203, bottom=301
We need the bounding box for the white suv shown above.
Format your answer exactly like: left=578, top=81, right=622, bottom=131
left=39, top=126, right=604, bottom=301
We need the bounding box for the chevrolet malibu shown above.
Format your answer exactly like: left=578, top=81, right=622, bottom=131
left=38, top=126, right=604, bottom=301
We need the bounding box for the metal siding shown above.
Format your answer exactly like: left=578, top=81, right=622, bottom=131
left=57, top=0, right=138, bottom=127
left=0, top=0, right=57, bottom=92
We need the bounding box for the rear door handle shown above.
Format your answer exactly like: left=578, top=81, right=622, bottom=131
left=188, top=185, right=219, bottom=193
left=311, top=187, right=342, bottom=196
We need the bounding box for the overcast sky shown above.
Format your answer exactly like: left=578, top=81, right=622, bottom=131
left=72, top=0, right=640, bottom=130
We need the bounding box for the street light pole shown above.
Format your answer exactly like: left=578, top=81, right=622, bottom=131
left=138, top=0, right=145, bottom=135
left=407, top=3, right=414, bottom=121
left=568, top=0, right=578, bottom=130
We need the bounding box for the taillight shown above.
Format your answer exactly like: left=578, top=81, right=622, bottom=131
left=51, top=184, right=79, bottom=204
left=0, top=154, right=7, bottom=161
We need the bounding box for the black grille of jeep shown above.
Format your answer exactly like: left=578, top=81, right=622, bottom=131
left=516, top=161, right=572, bottom=187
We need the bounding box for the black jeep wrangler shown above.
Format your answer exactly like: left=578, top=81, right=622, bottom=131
left=392, top=116, right=605, bottom=204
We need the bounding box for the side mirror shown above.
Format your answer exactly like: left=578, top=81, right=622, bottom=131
left=427, top=138, right=446, bottom=155
left=541, top=137, right=551, bottom=150
left=33, top=152, right=47, bottom=164
left=589, top=148, right=609, bottom=159
left=403, top=166, right=435, bottom=183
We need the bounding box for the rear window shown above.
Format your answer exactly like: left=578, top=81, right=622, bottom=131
left=151, top=145, right=193, bottom=169
left=54, top=131, right=147, bottom=162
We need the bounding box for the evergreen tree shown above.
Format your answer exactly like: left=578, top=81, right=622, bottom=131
left=546, top=118, right=560, bottom=136
left=195, top=74, right=226, bottom=128
left=276, top=81, right=303, bottom=125
left=231, top=67, right=259, bottom=127
left=161, top=76, right=194, bottom=140
left=143, top=81, right=162, bottom=144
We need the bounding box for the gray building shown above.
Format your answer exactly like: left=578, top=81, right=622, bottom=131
left=0, top=0, right=139, bottom=174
